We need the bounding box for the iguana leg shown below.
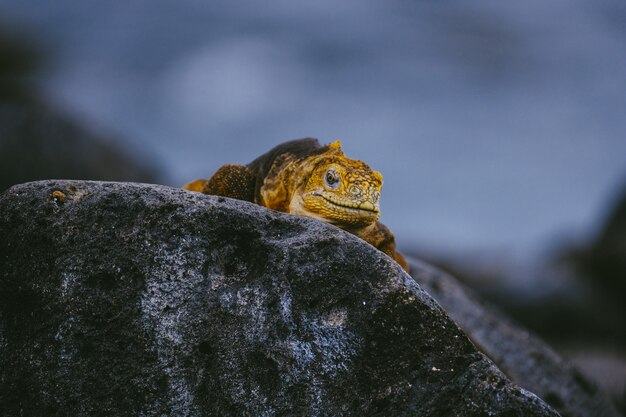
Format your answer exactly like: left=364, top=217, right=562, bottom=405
left=355, top=221, right=409, bottom=272
left=183, top=179, right=209, bottom=192
left=183, top=164, right=256, bottom=202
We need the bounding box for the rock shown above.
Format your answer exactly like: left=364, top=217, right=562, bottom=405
left=0, top=102, right=161, bottom=192
left=408, top=259, right=622, bottom=417
left=0, top=180, right=558, bottom=416
left=569, top=183, right=626, bottom=299
left=0, top=26, right=160, bottom=192
left=0, top=26, right=40, bottom=102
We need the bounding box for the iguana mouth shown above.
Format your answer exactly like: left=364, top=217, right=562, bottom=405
left=320, top=193, right=379, bottom=214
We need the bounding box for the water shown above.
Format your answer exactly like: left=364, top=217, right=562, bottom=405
left=2, top=0, right=625, bottom=260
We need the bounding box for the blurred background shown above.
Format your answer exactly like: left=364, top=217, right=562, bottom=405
left=1, top=0, right=624, bottom=410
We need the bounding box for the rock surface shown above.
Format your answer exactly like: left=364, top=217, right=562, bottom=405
left=408, top=259, right=623, bottom=417
left=0, top=180, right=558, bottom=416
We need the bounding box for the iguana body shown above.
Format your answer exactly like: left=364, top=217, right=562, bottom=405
left=184, top=138, right=408, bottom=271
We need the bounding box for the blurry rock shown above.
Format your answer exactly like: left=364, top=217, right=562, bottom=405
left=570, top=184, right=626, bottom=299
left=0, top=102, right=161, bottom=192
left=0, top=25, right=160, bottom=191
left=409, top=258, right=622, bottom=417
left=563, top=347, right=626, bottom=414
left=0, top=180, right=557, bottom=416
left=0, top=25, right=40, bottom=102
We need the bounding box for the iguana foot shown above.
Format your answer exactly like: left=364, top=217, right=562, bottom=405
left=354, top=221, right=409, bottom=272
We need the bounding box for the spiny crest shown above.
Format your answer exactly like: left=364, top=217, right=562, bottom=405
left=326, top=140, right=344, bottom=155
left=312, top=140, right=383, bottom=188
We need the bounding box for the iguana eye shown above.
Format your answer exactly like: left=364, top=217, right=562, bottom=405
left=324, top=169, right=340, bottom=189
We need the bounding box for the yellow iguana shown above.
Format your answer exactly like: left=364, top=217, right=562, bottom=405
left=184, top=138, right=408, bottom=271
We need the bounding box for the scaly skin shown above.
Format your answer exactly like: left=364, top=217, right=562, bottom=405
left=184, top=138, right=408, bottom=271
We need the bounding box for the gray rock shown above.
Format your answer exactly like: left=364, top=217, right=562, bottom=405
left=0, top=180, right=558, bottom=416
left=408, top=259, right=622, bottom=417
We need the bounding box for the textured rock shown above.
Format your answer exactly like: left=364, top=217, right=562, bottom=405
left=0, top=180, right=558, bottom=416
left=408, top=259, right=622, bottom=417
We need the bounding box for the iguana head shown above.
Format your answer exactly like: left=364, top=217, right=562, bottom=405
left=297, top=140, right=383, bottom=228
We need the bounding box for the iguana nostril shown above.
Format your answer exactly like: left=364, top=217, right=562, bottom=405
left=349, top=185, right=362, bottom=196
